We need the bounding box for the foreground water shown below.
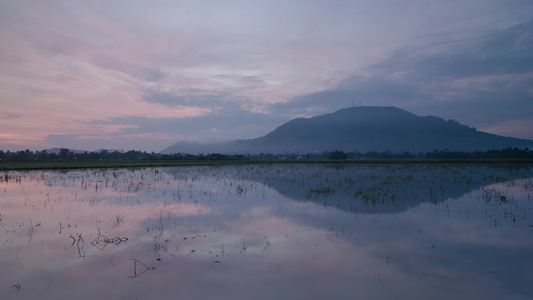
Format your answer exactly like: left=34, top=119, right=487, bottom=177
left=1, top=163, right=532, bottom=299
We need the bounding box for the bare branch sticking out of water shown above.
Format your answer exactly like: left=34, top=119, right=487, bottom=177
left=129, top=259, right=155, bottom=278
left=28, top=219, right=34, bottom=242
left=92, top=227, right=128, bottom=251
left=65, top=235, right=76, bottom=250
left=263, top=235, right=271, bottom=253
left=240, top=237, right=247, bottom=259
left=153, top=224, right=175, bottom=261
left=11, top=281, right=21, bottom=293
left=77, top=234, right=85, bottom=257
left=112, top=213, right=125, bottom=229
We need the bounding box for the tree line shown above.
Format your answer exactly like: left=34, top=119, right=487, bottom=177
left=325, top=147, right=533, bottom=160
left=1, top=147, right=532, bottom=162
left=0, top=149, right=247, bottom=161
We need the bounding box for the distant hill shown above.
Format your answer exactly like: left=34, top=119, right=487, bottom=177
left=162, top=106, right=533, bottom=154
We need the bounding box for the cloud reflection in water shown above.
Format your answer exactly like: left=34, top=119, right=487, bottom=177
left=0, top=163, right=532, bottom=299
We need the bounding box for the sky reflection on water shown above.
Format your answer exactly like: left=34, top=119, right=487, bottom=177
left=1, top=163, right=532, bottom=299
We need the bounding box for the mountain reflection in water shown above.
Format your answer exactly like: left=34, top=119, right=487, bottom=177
left=1, top=163, right=532, bottom=300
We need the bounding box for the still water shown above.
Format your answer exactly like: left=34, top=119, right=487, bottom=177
left=1, top=163, right=532, bottom=299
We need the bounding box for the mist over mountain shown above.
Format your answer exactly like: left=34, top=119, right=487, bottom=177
left=162, top=106, right=533, bottom=154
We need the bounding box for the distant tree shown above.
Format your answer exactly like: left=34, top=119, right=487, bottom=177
left=59, top=148, right=69, bottom=159
left=99, top=150, right=108, bottom=160
left=206, top=153, right=228, bottom=160
left=329, top=150, right=347, bottom=160
left=38, top=150, right=50, bottom=160
left=13, top=150, right=31, bottom=160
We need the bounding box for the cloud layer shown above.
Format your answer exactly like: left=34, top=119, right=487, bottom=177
left=1, top=1, right=532, bottom=152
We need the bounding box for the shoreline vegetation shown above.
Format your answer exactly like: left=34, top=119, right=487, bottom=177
left=1, top=158, right=533, bottom=171
left=1, top=147, right=533, bottom=170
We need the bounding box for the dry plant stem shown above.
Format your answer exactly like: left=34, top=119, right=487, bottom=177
left=241, top=237, right=247, bottom=259
left=27, top=219, right=34, bottom=242
left=263, top=235, right=271, bottom=252
left=11, top=281, right=21, bottom=293
left=77, top=234, right=85, bottom=257
left=65, top=235, right=76, bottom=250
left=129, top=259, right=154, bottom=278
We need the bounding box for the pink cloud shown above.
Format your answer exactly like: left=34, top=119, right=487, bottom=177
left=1, top=1, right=531, bottom=152
left=480, top=119, right=533, bottom=140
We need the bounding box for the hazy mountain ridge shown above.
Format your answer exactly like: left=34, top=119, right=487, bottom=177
left=162, top=106, right=533, bottom=154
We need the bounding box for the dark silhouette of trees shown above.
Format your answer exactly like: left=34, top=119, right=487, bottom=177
left=59, top=148, right=70, bottom=159
left=0, top=147, right=532, bottom=162
left=328, top=150, right=347, bottom=160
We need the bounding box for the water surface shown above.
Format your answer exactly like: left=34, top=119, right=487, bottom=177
left=1, top=163, right=532, bottom=299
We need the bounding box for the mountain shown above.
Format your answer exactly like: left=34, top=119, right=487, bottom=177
left=162, top=106, right=533, bottom=154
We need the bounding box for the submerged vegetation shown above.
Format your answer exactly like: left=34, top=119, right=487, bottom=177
left=0, top=164, right=532, bottom=299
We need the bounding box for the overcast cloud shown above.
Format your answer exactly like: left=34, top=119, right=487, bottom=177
left=1, top=1, right=532, bottom=152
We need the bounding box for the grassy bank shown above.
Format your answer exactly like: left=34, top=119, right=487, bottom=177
left=0, top=160, right=246, bottom=170
left=2, top=158, right=533, bottom=171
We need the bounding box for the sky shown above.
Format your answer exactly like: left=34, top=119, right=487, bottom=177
left=1, top=0, right=532, bottom=153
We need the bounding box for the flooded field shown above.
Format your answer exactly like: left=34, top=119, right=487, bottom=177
left=1, top=163, right=532, bottom=299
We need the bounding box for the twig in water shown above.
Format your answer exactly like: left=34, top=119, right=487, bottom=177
left=240, top=237, right=247, bottom=259
left=11, top=281, right=21, bottom=293
left=112, top=213, right=125, bottom=229
left=129, top=259, right=155, bottom=278
left=109, top=237, right=128, bottom=245
left=91, top=227, right=108, bottom=251
left=91, top=227, right=128, bottom=251
left=263, top=235, right=271, bottom=253
left=77, top=234, right=85, bottom=257
left=153, top=229, right=175, bottom=261
left=28, top=219, right=34, bottom=242
left=65, top=235, right=76, bottom=250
